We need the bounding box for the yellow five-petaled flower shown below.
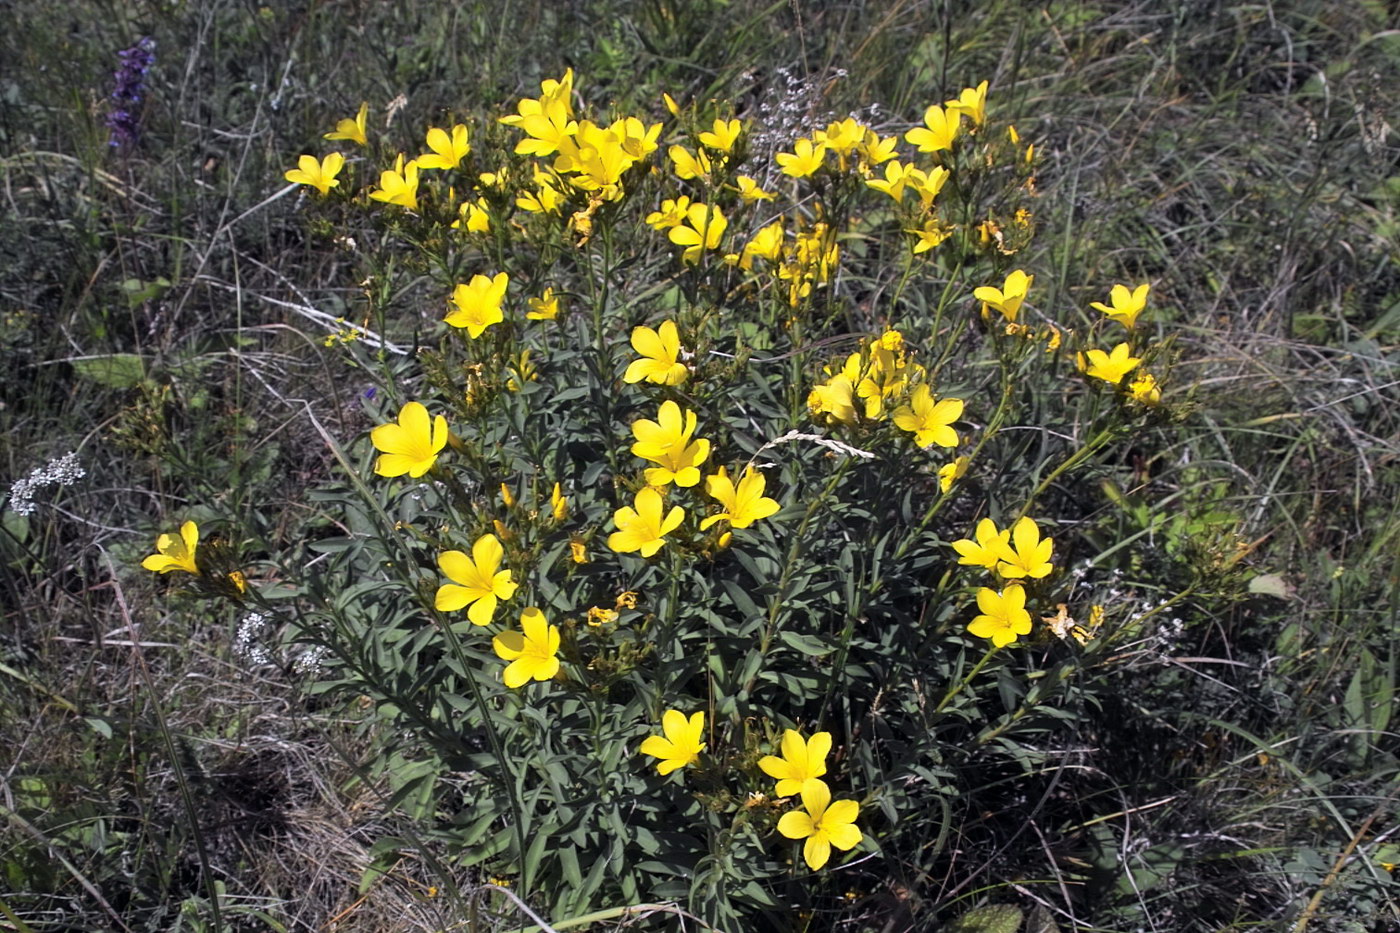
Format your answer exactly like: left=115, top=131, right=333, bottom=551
left=668, top=203, right=727, bottom=263
left=975, top=270, right=1033, bottom=324
left=435, top=533, right=519, bottom=626
left=892, top=385, right=963, bottom=449
left=1091, top=283, right=1150, bottom=329
left=997, top=516, right=1054, bottom=579
left=700, top=466, right=780, bottom=530
left=698, top=118, right=742, bottom=153
left=445, top=272, right=509, bottom=338
left=777, top=781, right=863, bottom=871
left=141, top=520, right=200, bottom=575
left=492, top=607, right=560, bottom=688
left=369, top=154, right=420, bottom=210
left=951, top=517, right=1012, bottom=571
left=905, top=103, right=960, bottom=153
left=639, top=709, right=705, bottom=775
left=285, top=152, right=344, bottom=196
left=608, top=487, right=685, bottom=558
left=759, top=730, right=831, bottom=797
left=1079, top=343, right=1142, bottom=385
left=526, top=287, right=560, bottom=321
left=370, top=401, right=449, bottom=478
left=945, top=80, right=989, bottom=128
left=623, top=320, right=687, bottom=385
left=324, top=102, right=368, bottom=146
left=968, top=584, right=1032, bottom=647
left=417, top=124, right=471, bottom=170
left=630, top=401, right=710, bottom=488
left=776, top=138, right=827, bottom=178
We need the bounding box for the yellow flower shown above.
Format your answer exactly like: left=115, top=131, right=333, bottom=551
left=908, top=219, right=953, bottom=254
left=284, top=152, right=344, bottom=196
left=639, top=709, right=705, bottom=776
left=698, top=118, right=742, bottom=153
left=907, top=165, right=950, bottom=206
left=630, top=401, right=710, bottom=488
left=938, top=455, right=969, bottom=493
left=141, top=520, right=200, bottom=575
left=858, top=128, right=899, bottom=166
left=951, top=517, right=1011, bottom=571
left=1091, top=283, right=1150, bottom=329
left=564, top=120, right=635, bottom=195
left=736, top=176, right=774, bottom=202
left=758, top=730, right=831, bottom=797
left=445, top=273, right=509, bottom=338
left=892, top=385, right=963, bottom=449
left=815, top=117, right=864, bottom=157
left=865, top=160, right=915, bottom=203
left=527, top=287, right=561, bottom=321
left=968, top=584, right=1032, bottom=647
left=499, top=482, right=515, bottom=508
left=569, top=536, right=588, bottom=564
left=905, top=104, right=959, bottom=153
left=435, top=533, right=518, bottom=626
left=499, top=70, right=577, bottom=158
left=974, top=269, right=1033, bottom=324
left=996, top=516, right=1054, bottom=579
left=668, top=144, right=712, bottom=181
left=776, top=138, right=827, bottom=178
left=739, top=221, right=785, bottom=270
left=608, top=486, right=685, bottom=557
left=645, top=196, right=693, bottom=230
left=1129, top=372, right=1161, bottom=405
left=516, top=168, right=564, bottom=214
left=623, top=320, right=688, bottom=385
left=615, top=590, right=639, bottom=609
left=945, top=80, right=989, bottom=128
left=324, top=102, right=368, bottom=146
left=662, top=92, right=682, bottom=117
left=807, top=354, right=861, bottom=425
left=417, top=124, right=471, bottom=170
left=370, top=401, right=449, bottom=478
left=492, top=607, right=560, bottom=688
left=369, top=154, right=420, bottom=210
left=615, top=116, right=661, bottom=161
left=551, top=482, right=569, bottom=521
left=668, top=203, right=727, bottom=262
left=453, top=197, right=491, bottom=233
left=1078, top=343, right=1142, bottom=385
left=777, top=781, right=863, bottom=871
left=700, top=466, right=780, bottom=530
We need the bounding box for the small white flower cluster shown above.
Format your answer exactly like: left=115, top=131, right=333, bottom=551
left=294, top=645, right=329, bottom=675
left=7, top=452, right=86, bottom=516
left=745, top=65, right=846, bottom=177
left=234, top=611, right=273, bottom=666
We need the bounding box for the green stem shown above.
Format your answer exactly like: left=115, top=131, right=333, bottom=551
left=434, top=607, right=532, bottom=894
left=1015, top=424, right=1121, bottom=522
left=935, top=643, right=999, bottom=715
left=742, top=457, right=854, bottom=696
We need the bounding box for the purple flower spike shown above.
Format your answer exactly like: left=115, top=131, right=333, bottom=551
left=106, top=36, right=156, bottom=148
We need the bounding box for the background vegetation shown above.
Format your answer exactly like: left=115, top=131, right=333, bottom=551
left=2, top=0, right=1397, bottom=930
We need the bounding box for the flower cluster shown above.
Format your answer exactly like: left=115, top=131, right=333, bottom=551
left=951, top=516, right=1055, bottom=647
left=808, top=330, right=967, bottom=472
left=7, top=451, right=85, bottom=517
left=106, top=37, right=156, bottom=148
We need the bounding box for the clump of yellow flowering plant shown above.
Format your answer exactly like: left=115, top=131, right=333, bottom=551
left=253, top=68, right=1191, bottom=929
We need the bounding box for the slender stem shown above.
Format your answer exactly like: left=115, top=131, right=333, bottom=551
left=434, top=607, right=532, bottom=894
left=742, top=457, right=853, bottom=696
left=935, top=643, right=999, bottom=714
